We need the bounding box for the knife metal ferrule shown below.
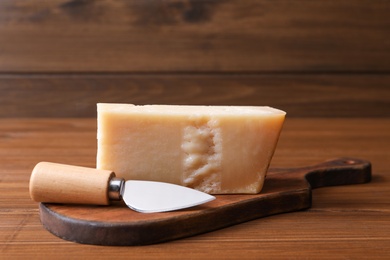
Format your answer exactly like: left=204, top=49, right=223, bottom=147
left=108, top=177, right=125, bottom=201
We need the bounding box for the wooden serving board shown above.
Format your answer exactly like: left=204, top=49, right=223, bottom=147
left=39, top=157, right=371, bottom=246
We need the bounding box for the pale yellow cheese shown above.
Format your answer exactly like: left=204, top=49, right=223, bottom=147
left=97, top=104, right=286, bottom=194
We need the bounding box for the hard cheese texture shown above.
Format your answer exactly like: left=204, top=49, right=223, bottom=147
left=97, top=104, right=286, bottom=194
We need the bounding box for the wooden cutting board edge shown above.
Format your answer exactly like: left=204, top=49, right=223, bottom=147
left=38, top=157, right=371, bottom=246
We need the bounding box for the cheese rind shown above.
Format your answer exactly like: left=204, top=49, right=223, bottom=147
left=97, top=104, right=286, bottom=194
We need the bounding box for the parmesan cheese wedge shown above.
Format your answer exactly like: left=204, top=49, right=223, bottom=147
left=97, top=104, right=286, bottom=194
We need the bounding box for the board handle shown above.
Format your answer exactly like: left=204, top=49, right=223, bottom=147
left=29, top=162, right=115, bottom=205
left=303, top=157, right=372, bottom=189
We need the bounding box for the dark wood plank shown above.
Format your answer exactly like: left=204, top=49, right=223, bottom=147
left=1, top=74, right=389, bottom=117
left=0, top=0, right=389, bottom=72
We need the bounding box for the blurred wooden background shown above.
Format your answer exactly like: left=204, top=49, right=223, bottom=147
left=0, top=0, right=389, bottom=117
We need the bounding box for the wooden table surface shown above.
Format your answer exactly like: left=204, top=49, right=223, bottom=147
left=1, top=117, right=389, bottom=259
left=1, top=0, right=390, bottom=258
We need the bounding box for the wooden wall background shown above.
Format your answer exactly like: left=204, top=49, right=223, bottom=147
left=0, top=0, right=389, bottom=118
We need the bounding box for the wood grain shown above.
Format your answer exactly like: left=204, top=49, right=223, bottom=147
left=0, top=0, right=389, bottom=73
left=0, top=118, right=389, bottom=257
left=30, top=162, right=114, bottom=205
left=1, top=0, right=390, bottom=257
left=1, top=74, right=389, bottom=118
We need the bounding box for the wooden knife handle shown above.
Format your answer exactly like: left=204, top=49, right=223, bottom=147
left=29, top=162, right=115, bottom=205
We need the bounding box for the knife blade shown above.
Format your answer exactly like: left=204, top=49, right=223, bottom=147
left=29, top=162, right=215, bottom=213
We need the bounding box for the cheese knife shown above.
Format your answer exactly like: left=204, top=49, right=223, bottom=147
left=29, top=162, right=215, bottom=213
